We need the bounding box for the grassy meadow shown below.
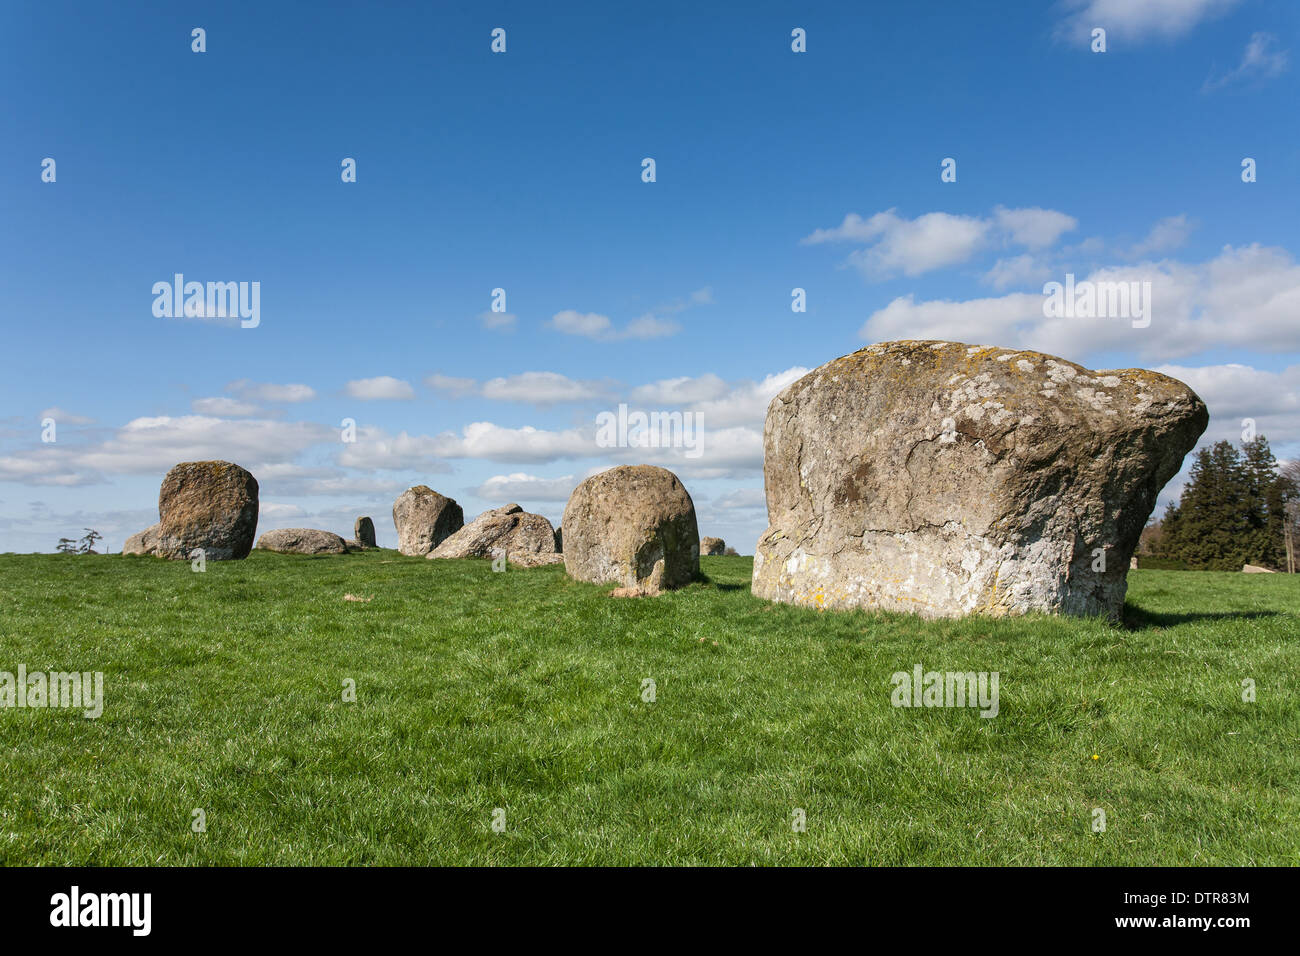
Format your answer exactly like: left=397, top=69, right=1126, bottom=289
left=0, top=550, right=1296, bottom=865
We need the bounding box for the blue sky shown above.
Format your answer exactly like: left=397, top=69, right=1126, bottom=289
left=2, top=0, right=1298, bottom=552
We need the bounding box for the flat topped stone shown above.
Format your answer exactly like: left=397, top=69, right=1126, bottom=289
left=752, top=340, right=1208, bottom=619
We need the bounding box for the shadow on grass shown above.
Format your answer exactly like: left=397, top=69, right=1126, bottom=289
left=1122, top=606, right=1280, bottom=630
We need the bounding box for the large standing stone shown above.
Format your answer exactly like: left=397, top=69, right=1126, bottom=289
left=752, top=341, right=1208, bottom=619
left=354, top=516, right=376, bottom=549
left=562, top=465, right=700, bottom=594
left=256, top=528, right=350, bottom=554
left=147, top=461, right=259, bottom=560
left=428, top=503, right=559, bottom=560
left=393, top=486, right=464, bottom=556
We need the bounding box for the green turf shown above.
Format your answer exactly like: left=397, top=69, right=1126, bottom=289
left=0, top=550, right=1296, bottom=865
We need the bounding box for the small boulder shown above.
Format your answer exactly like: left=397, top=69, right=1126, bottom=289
left=154, top=460, right=259, bottom=560
left=562, top=465, right=700, bottom=594
left=355, top=516, right=377, bottom=548
left=256, top=528, right=350, bottom=554
left=393, top=486, right=464, bottom=555
left=701, top=536, right=726, bottom=556
left=429, top=504, right=557, bottom=560
left=1242, top=564, right=1276, bottom=573
left=122, top=523, right=161, bottom=556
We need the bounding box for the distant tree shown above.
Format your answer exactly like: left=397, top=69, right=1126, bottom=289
left=56, top=538, right=78, bottom=554
left=1156, top=437, right=1291, bottom=570
left=77, top=529, right=103, bottom=554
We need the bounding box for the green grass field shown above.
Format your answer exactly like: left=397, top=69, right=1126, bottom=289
left=1, top=551, right=1296, bottom=865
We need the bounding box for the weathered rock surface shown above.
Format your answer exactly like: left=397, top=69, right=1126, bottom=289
left=148, top=460, right=259, bottom=560
left=393, top=486, right=464, bottom=555
left=508, top=551, right=565, bottom=568
left=562, top=465, right=700, bottom=594
left=122, top=524, right=161, bottom=556
left=355, top=516, right=376, bottom=548
left=752, top=341, right=1208, bottom=619
left=701, top=536, right=726, bottom=556
left=1242, top=564, right=1276, bottom=573
left=428, top=503, right=558, bottom=560
left=257, top=528, right=350, bottom=554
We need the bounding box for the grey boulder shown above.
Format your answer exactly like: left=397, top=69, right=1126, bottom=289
left=752, top=341, right=1208, bottom=619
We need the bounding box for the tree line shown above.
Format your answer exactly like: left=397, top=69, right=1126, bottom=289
left=1144, top=436, right=1298, bottom=571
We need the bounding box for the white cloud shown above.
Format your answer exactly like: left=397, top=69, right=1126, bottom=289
left=983, top=254, right=1055, bottom=291
left=688, top=368, right=811, bottom=428
left=804, top=206, right=1075, bottom=279
left=1203, top=32, right=1289, bottom=90
left=344, top=376, right=416, bottom=400
left=1153, top=363, right=1300, bottom=442
left=227, top=380, right=316, bottom=403
left=862, top=244, right=1300, bottom=363
left=78, top=416, right=334, bottom=475
left=1057, top=0, right=1241, bottom=44
left=993, top=206, right=1079, bottom=249
left=715, top=487, right=767, bottom=510
left=481, top=372, right=608, bottom=405
left=429, top=422, right=595, bottom=463
left=474, top=472, right=579, bottom=502
left=549, top=309, right=681, bottom=341
left=804, top=210, right=991, bottom=278
left=192, top=396, right=261, bottom=417
left=630, top=374, right=729, bottom=405
left=337, top=426, right=447, bottom=471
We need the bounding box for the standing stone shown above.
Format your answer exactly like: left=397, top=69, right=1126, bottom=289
left=701, top=536, right=726, bottom=556
left=150, top=460, right=259, bottom=560
left=355, top=516, right=376, bottom=549
left=122, top=524, right=161, bottom=556
left=428, top=503, right=559, bottom=560
left=752, top=341, right=1208, bottom=619
left=554, top=525, right=563, bottom=553
left=256, top=528, right=349, bottom=554
left=562, top=465, right=700, bottom=594
left=393, top=486, right=464, bottom=555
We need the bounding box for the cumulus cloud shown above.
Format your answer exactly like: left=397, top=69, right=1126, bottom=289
left=861, top=244, right=1300, bottom=363
left=1056, top=0, right=1241, bottom=44
left=336, top=426, right=448, bottom=471
left=192, top=397, right=261, bottom=417
left=1153, top=362, right=1300, bottom=443
left=478, top=310, right=516, bottom=331
left=473, top=472, right=579, bottom=502
left=429, top=422, right=595, bottom=463
left=480, top=372, right=609, bottom=405
left=0, top=415, right=334, bottom=487
left=344, top=376, right=416, bottom=400
left=804, top=206, right=1075, bottom=279
left=549, top=309, right=681, bottom=341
